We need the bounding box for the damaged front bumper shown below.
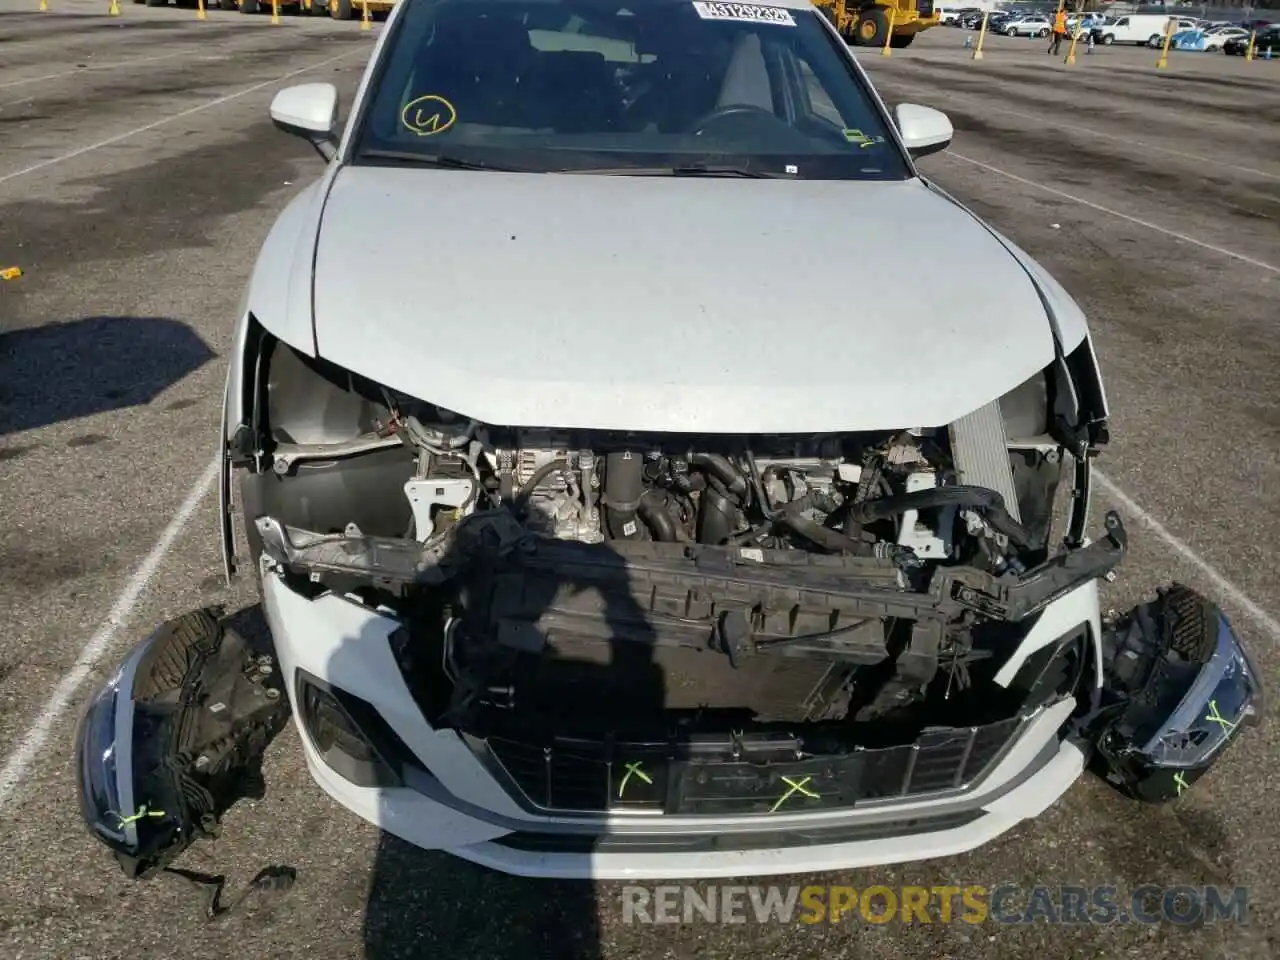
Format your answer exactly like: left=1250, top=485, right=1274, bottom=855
left=73, top=514, right=1264, bottom=879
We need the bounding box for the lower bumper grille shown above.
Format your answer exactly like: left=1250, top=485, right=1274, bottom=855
left=473, top=713, right=1027, bottom=816
left=490, top=809, right=984, bottom=854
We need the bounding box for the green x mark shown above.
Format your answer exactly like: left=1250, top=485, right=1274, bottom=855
left=770, top=775, right=820, bottom=813
left=618, top=762, right=653, bottom=799
left=1205, top=700, right=1237, bottom=734
left=1174, top=772, right=1190, bottom=796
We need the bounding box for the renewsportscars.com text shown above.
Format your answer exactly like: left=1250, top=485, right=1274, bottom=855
left=620, top=884, right=1250, bottom=926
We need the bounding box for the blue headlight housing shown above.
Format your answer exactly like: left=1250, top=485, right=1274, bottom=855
left=74, top=627, right=196, bottom=877
left=1135, top=613, right=1261, bottom=768
left=1094, top=585, right=1264, bottom=802
left=72, top=608, right=290, bottom=878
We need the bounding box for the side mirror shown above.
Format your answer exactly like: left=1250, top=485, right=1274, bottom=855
left=894, top=103, right=953, bottom=160
left=270, top=83, right=339, bottom=161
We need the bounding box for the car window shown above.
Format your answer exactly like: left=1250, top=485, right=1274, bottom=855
left=353, top=0, right=908, bottom=180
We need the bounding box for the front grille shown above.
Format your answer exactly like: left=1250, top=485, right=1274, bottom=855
left=476, top=713, right=1026, bottom=816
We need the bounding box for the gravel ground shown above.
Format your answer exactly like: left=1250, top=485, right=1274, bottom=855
left=0, top=6, right=1276, bottom=958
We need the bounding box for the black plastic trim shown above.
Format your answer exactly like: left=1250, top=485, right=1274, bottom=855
left=490, top=809, right=983, bottom=854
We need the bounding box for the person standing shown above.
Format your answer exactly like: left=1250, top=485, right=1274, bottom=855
left=1049, top=8, right=1067, bottom=54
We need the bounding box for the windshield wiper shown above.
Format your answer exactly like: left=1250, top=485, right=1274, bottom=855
left=358, top=149, right=520, bottom=172
left=566, top=163, right=788, bottom=179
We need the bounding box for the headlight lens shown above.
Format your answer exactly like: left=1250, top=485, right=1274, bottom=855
left=1138, top=613, right=1262, bottom=769
left=75, top=667, right=129, bottom=845
left=72, top=632, right=183, bottom=871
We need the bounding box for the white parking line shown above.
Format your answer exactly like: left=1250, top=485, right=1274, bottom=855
left=946, top=152, right=1280, bottom=276
left=0, top=47, right=363, bottom=188
left=0, top=458, right=219, bottom=812
left=877, top=72, right=1279, bottom=182
left=1095, top=470, right=1280, bottom=645
left=0, top=53, right=188, bottom=91
left=995, top=108, right=1280, bottom=183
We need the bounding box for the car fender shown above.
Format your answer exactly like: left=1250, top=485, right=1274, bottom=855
left=219, top=171, right=338, bottom=581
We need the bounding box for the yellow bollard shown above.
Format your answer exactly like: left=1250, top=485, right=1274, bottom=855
left=1156, top=19, right=1174, bottom=69
left=1065, top=26, right=1081, bottom=65
left=271, top=0, right=280, bottom=23
left=972, top=11, right=989, bottom=60
left=197, top=0, right=205, bottom=18
left=1244, top=30, right=1256, bottom=62
left=881, top=7, right=896, bottom=56
left=108, top=0, right=119, bottom=14
left=361, top=0, right=371, bottom=30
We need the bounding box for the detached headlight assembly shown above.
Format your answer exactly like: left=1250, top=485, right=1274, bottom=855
left=74, top=634, right=190, bottom=877
left=73, top=608, right=290, bottom=878
left=1094, top=585, right=1264, bottom=802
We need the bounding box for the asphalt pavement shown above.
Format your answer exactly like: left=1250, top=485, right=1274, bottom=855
left=0, top=6, right=1277, bottom=958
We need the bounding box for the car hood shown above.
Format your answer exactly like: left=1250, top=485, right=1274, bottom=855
left=312, top=167, right=1055, bottom=433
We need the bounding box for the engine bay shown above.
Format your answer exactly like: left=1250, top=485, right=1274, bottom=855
left=232, top=337, right=1122, bottom=763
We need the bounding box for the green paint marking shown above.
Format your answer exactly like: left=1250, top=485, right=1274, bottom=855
left=1174, top=772, right=1190, bottom=796
left=770, top=775, right=820, bottom=812
left=617, top=761, right=653, bottom=798
left=1205, top=700, right=1236, bottom=734
left=109, top=803, right=167, bottom=829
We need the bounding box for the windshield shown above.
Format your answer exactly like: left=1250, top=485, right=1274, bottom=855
left=353, top=0, right=909, bottom=180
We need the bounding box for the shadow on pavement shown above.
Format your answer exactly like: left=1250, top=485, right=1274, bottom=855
left=0, top=315, right=215, bottom=435
left=363, top=838, right=603, bottom=960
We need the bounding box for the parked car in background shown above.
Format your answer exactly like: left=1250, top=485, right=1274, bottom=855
left=1224, top=25, right=1280, bottom=55
left=979, top=10, right=1013, bottom=30
left=1067, top=12, right=1102, bottom=36
left=1003, top=14, right=1052, bottom=38
left=937, top=5, right=979, bottom=25
left=1203, top=26, right=1249, bottom=51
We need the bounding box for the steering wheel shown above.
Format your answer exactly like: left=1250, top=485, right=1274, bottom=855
left=685, top=104, right=785, bottom=136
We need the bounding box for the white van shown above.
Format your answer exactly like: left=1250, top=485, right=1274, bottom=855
left=1093, top=13, right=1179, bottom=46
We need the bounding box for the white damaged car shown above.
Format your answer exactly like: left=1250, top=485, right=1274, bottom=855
left=76, top=0, right=1262, bottom=881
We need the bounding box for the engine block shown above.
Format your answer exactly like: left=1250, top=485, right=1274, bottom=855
left=489, top=431, right=603, bottom=543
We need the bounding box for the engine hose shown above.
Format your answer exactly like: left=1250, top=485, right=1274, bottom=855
left=850, top=484, right=1032, bottom=549
left=744, top=449, right=776, bottom=520
left=690, top=453, right=748, bottom=500
left=604, top=451, right=645, bottom=540
left=512, top=459, right=569, bottom=512
left=779, top=512, right=867, bottom=554
left=637, top=490, right=678, bottom=541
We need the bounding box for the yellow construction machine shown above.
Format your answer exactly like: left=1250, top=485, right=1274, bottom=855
left=813, top=0, right=940, bottom=48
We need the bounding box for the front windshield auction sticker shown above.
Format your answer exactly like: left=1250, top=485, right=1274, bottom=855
left=692, top=1, right=796, bottom=26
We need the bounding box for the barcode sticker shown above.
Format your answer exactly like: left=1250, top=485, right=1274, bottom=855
left=692, top=2, right=796, bottom=26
